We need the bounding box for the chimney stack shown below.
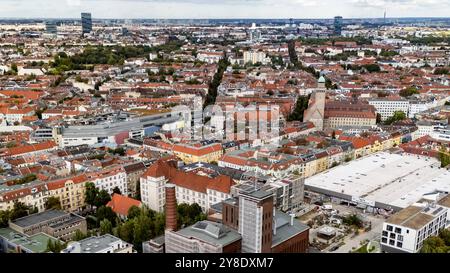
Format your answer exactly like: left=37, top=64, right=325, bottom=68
left=165, top=183, right=177, bottom=231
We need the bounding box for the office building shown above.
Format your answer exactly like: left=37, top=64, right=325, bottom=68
left=81, top=12, right=92, bottom=35
left=367, top=97, right=410, bottom=121
left=238, top=190, right=274, bottom=253
left=0, top=228, right=62, bottom=253
left=334, top=16, right=343, bottom=36
left=380, top=194, right=450, bottom=253
left=45, top=21, right=57, bottom=34
left=9, top=210, right=87, bottom=242
left=62, top=234, right=133, bottom=253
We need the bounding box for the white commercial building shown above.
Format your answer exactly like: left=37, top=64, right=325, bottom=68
left=305, top=151, right=450, bottom=212
left=380, top=194, right=450, bottom=253
left=368, top=98, right=410, bottom=121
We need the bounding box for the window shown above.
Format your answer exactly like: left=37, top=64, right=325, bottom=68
left=381, top=237, right=387, bottom=243
left=386, top=225, right=393, bottom=231
left=389, top=239, right=395, bottom=246
left=397, top=235, right=403, bottom=242
left=382, top=231, right=388, bottom=237
left=390, top=233, right=396, bottom=239
left=397, top=242, right=403, bottom=248
left=395, top=227, right=402, bottom=234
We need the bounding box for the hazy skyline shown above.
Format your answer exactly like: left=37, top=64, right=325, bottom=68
left=0, top=0, right=449, bottom=19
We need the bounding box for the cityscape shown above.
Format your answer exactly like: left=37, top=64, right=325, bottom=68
left=0, top=0, right=450, bottom=258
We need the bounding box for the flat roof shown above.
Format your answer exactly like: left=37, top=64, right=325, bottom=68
left=12, top=210, right=68, bottom=228
left=76, top=234, right=126, bottom=253
left=305, top=152, right=450, bottom=210
left=272, top=211, right=309, bottom=247
left=0, top=228, right=60, bottom=253
left=386, top=204, right=444, bottom=230
left=176, top=220, right=241, bottom=247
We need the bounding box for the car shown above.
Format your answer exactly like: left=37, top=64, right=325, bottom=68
left=329, top=246, right=340, bottom=252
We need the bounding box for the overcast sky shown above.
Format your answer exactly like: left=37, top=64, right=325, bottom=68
left=0, top=0, right=449, bottom=19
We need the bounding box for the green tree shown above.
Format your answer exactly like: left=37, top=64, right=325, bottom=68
left=438, top=147, right=450, bottom=168
left=96, top=206, right=117, bottom=224
left=384, top=111, right=407, bottom=125
left=0, top=210, right=10, bottom=227
left=420, top=236, right=447, bottom=253
left=112, top=186, right=122, bottom=196
left=72, top=230, right=88, bottom=241
left=10, top=202, right=30, bottom=220
left=287, top=95, right=310, bottom=122
left=439, top=229, right=450, bottom=246
left=127, top=205, right=141, bottom=219
left=94, top=190, right=112, bottom=207
left=399, top=86, right=419, bottom=98
left=362, top=64, right=381, bottom=73
left=44, top=197, right=62, bottom=210
left=46, top=239, right=65, bottom=253
left=99, top=219, right=113, bottom=235
left=85, top=182, right=99, bottom=207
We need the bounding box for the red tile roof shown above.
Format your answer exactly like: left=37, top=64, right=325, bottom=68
left=107, top=194, right=142, bottom=217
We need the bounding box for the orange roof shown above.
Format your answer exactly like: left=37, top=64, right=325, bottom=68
left=173, top=143, right=222, bottom=157
left=107, top=194, right=142, bottom=217
left=142, top=160, right=234, bottom=194
left=2, top=140, right=57, bottom=157
left=46, top=174, right=89, bottom=190
left=0, top=90, right=44, bottom=100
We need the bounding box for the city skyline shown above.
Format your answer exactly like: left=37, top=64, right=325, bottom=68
left=0, top=0, right=449, bottom=19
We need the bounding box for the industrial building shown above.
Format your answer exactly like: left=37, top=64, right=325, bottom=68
left=305, top=151, right=450, bottom=212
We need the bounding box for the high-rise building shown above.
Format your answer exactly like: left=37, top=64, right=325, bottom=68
left=81, top=12, right=92, bottom=35
left=239, top=190, right=274, bottom=253
left=45, top=21, right=57, bottom=35
left=334, top=16, right=343, bottom=36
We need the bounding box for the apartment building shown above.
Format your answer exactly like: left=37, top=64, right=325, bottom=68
left=243, top=51, right=270, bottom=65
left=172, top=142, right=223, bottom=164
left=87, top=166, right=128, bottom=196
left=219, top=148, right=305, bottom=178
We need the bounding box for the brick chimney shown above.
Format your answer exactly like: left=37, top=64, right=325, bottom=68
left=165, top=183, right=177, bottom=231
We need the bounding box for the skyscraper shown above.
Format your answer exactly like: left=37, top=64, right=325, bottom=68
left=334, top=16, right=343, bottom=36
left=45, top=21, right=57, bottom=35
left=81, top=12, right=92, bottom=35
left=238, top=190, right=273, bottom=253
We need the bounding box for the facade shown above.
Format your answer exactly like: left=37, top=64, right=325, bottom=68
left=45, top=21, right=57, bottom=34
left=81, top=13, right=92, bottom=34
left=173, top=142, right=223, bottom=164
left=323, top=101, right=377, bottom=130
left=140, top=160, right=234, bottom=213
left=46, top=174, right=89, bottom=212
left=9, top=210, right=87, bottom=242
left=239, top=190, right=274, bottom=253
left=368, top=97, right=410, bottom=121
left=243, top=51, right=270, bottom=65
left=123, top=162, right=146, bottom=197
left=380, top=195, right=450, bottom=253
left=87, top=166, right=128, bottom=196
left=304, top=91, right=326, bottom=131
left=334, top=16, right=343, bottom=36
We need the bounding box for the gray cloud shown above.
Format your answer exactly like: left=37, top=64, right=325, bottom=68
left=0, top=0, right=448, bottom=18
